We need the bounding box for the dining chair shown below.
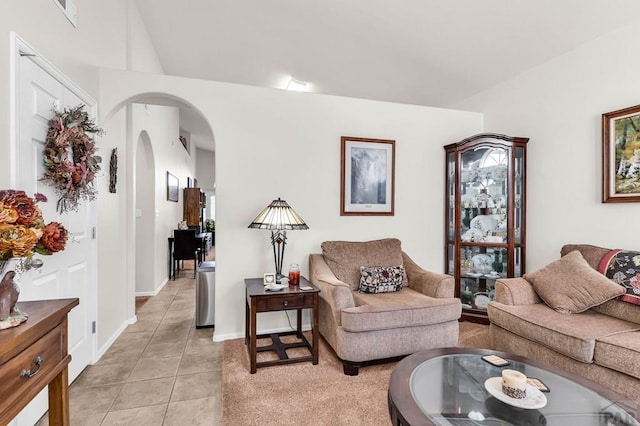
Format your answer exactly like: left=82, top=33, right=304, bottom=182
left=173, top=229, right=202, bottom=279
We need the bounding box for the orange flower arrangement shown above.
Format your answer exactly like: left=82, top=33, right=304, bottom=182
left=0, top=190, right=68, bottom=261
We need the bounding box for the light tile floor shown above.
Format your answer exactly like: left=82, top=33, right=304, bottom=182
left=37, top=273, right=223, bottom=425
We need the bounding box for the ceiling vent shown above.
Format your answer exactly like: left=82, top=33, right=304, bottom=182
left=52, top=0, right=77, bottom=27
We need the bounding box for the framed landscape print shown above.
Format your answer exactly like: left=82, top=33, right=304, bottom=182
left=340, top=136, right=395, bottom=215
left=167, top=171, right=179, bottom=202
left=602, top=104, right=640, bottom=203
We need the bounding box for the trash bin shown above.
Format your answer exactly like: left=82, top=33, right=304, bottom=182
left=196, top=261, right=215, bottom=328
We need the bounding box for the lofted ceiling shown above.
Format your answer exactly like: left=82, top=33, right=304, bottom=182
left=133, top=1, right=640, bottom=150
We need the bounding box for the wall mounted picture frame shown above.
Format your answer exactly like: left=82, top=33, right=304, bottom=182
left=340, top=136, right=395, bottom=216
left=167, top=171, right=179, bottom=202
left=602, top=104, right=640, bottom=203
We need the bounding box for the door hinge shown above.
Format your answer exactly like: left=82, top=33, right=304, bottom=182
left=92, top=321, right=96, bottom=334
left=92, top=227, right=96, bottom=239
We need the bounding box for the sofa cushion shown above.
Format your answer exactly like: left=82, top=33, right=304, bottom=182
left=561, top=244, right=611, bottom=269
left=525, top=250, right=625, bottom=314
left=321, top=238, right=407, bottom=290
left=358, top=265, right=404, bottom=293
left=595, top=331, right=640, bottom=380
left=592, top=298, right=640, bottom=326
left=488, top=302, right=640, bottom=363
left=341, top=288, right=461, bottom=332
left=598, top=249, right=640, bottom=306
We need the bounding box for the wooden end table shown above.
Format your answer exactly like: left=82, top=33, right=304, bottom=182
left=244, top=276, right=319, bottom=373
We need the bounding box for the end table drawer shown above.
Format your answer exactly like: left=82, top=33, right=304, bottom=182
left=262, top=294, right=312, bottom=311
left=0, top=323, right=64, bottom=406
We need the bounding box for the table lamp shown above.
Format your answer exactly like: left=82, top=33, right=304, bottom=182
left=248, top=198, right=308, bottom=283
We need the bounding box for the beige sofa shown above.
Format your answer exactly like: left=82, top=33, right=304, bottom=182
left=488, top=244, right=640, bottom=402
left=309, top=238, right=461, bottom=375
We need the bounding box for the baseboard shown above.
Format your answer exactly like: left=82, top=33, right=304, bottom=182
left=94, top=314, right=137, bottom=362
left=136, top=277, right=169, bottom=297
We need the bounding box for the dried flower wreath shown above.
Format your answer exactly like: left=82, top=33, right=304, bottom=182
left=41, top=105, right=103, bottom=213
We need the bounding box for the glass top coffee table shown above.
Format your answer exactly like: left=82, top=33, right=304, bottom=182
left=388, top=348, right=639, bottom=425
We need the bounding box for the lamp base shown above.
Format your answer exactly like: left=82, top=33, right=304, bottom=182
left=275, top=273, right=287, bottom=284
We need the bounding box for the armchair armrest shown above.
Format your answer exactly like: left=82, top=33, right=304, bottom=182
left=402, top=252, right=454, bottom=298
left=308, top=254, right=355, bottom=325
left=494, top=277, right=541, bottom=306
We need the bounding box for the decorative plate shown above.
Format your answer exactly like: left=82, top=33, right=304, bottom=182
left=484, top=377, right=547, bottom=409
left=264, top=284, right=286, bottom=292
left=471, top=254, right=494, bottom=274
left=470, top=215, right=498, bottom=234
left=474, top=292, right=490, bottom=309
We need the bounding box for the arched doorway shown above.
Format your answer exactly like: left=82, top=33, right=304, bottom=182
left=135, top=131, right=156, bottom=294
left=99, top=94, right=215, bottom=326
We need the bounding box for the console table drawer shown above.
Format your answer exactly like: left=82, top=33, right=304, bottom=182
left=0, top=323, right=64, bottom=399
left=257, top=294, right=313, bottom=311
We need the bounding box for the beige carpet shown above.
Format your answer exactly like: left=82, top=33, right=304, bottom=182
left=222, top=321, right=490, bottom=426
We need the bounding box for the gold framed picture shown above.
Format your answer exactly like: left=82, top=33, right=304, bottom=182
left=602, top=104, right=640, bottom=203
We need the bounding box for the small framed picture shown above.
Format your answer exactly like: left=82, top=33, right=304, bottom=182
left=166, top=171, right=179, bottom=202
left=263, top=273, right=276, bottom=285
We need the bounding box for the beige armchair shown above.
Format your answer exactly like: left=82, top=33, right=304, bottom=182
left=309, top=238, right=461, bottom=375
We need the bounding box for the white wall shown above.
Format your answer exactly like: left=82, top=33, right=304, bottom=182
left=196, top=147, right=215, bottom=191
left=99, top=69, right=484, bottom=339
left=455, top=18, right=640, bottom=272
left=127, top=0, right=164, bottom=74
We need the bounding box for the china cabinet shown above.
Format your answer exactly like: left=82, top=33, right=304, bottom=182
left=444, top=133, right=528, bottom=323
left=183, top=187, right=205, bottom=230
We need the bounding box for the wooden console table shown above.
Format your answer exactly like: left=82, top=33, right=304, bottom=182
left=0, top=298, right=79, bottom=425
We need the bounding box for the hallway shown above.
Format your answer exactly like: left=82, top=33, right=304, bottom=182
left=37, top=266, right=222, bottom=425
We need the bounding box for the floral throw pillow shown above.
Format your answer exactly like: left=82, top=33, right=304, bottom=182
left=598, top=250, right=640, bottom=306
left=358, top=265, right=405, bottom=294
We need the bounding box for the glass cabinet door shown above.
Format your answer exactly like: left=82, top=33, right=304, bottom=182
left=459, top=147, right=508, bottom=244
left=447, top=152, right=456, bottom=242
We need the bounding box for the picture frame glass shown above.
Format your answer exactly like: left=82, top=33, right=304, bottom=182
left=167, top=172, right=179, bottom=202
left=341, top=137, right=395, bottom=215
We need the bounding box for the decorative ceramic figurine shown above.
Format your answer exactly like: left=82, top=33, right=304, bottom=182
left=0, top=271, right=19, bottom=321
left=471, top=254, right=494, bottom=274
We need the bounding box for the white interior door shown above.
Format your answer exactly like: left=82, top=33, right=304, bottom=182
left=11, top=37, right=97, bottom=425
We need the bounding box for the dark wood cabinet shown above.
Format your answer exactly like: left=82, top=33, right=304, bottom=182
left=444, top=133, right=528, bottom=323
left=183, top=187, right=204, bottom=228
